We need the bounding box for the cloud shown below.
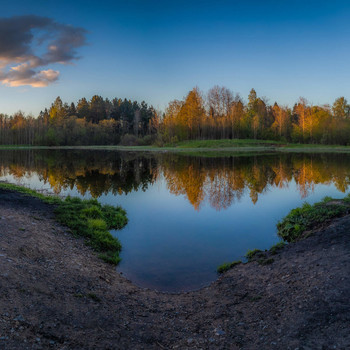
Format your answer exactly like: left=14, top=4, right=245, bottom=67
left=0, top=15, right=87, bottom=87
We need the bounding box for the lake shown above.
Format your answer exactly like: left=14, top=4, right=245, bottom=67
left=1, top=149, right=350, bottom=292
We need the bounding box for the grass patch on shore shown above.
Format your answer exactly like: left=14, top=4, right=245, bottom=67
left=166, top=139, right=283, bottom=149
left=269, top=241, right=286, bottom=255
left=217, top=195, right=350, bottom=272
left=246, top=249, right=263, bottom=261
left=3, top=140, right=350, bottom=155
left=277, top=196, right=349, bottom=242
left=217, top=260, right=242, bottom=274
left=0, top=182, right=127, bottom=265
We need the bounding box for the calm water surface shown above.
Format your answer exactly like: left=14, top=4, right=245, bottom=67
left=1, top=150, right=350, bottom=292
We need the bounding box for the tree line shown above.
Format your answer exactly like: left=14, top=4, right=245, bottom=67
left=0, top=96, right=159, bottom=146
left=0, top=88, right=349, bottom=145
left=160, top=87, right=350, bottom=145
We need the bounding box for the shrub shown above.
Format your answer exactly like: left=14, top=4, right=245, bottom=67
left=138, top=134, right=156, bottom=146
left=119, top=134, right=140, bottom=146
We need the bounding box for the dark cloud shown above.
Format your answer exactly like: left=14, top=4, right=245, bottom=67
left=0, top=15, right=87, bottom=87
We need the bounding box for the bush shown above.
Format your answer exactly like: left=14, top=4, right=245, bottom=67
left=138, top=134, right=156, bottom=146
left=119, top=134, right=140, bottom=146
left=154, top=134, right=165, bottom=147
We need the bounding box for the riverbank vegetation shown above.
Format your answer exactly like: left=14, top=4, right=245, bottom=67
left=217, top=195, right=350, bottom=273
left=1, top=87, right=349, bottom=146
left=217, top=260, right=241, bottom=273
left=277, top=196, right=350, bottom=242
left=0, top=183, right=127, bottom=264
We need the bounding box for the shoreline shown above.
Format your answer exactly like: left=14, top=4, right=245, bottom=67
left=2, top=143, right=350, bottom=154
left=0, top=186, right=349, bottom=348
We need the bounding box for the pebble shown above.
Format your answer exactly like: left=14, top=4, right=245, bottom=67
left=215, top=328, right=226, bottom=336
left=14, top=315, right=25, bottom=322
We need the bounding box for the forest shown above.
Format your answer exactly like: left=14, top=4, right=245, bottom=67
left=0, top=87, right=349, bottom=146
left=0, top=96, right=159, bottom=146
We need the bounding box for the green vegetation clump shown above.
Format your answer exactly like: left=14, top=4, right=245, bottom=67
left=217, top=260, right=242, bottom=274
left=269, top=241, right=286, bottom=255
left=277, top=197, right=348, bottom=242
left=0, top=183, right=127, bottom=265
left=54, top=197, right=127, bottom=264
left=245, top=249, right=263, bottom=261
left=217, top=195, right=350, bottom=271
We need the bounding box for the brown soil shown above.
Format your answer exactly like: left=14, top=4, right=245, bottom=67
left=0, top=188, right=349, bottom=350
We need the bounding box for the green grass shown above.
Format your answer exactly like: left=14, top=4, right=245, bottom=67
left=3, top=139, right=350, bottom=155
left=269, top=241, right=286, bottom=255
left=0, top=182, right=127, bottom=265
left=277, top=196, right=349, bottom=242
left=217, top=260, right=242, bottom=274
left=166, top=139, right=350, bottom=151
left=166, top=139, right=283, bottom=149
left=245, top=248, right=263, bottom=261
left=217, top=195, right=350, bottom=272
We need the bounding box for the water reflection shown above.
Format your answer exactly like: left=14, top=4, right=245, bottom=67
left=1, top=149, right=350, bottom=291
left=1, top=150, right=350, bottom=210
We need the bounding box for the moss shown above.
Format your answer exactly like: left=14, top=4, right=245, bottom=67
left=277, top=198, right=348, bottom=242
left=217, top=260, right=242, bottom=274
left=0, top=182, right=128, bottom=265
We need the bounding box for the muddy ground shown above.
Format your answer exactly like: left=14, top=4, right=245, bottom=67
left=0, top=188, right=349, bottom=349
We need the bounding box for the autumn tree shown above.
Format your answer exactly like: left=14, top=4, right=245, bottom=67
left=332, top=97, right=350, bottom=119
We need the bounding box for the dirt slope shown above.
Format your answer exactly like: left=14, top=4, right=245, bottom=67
left=0, top=188, right=349, bottom=349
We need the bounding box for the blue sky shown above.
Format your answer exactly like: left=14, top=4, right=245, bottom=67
left=0, top=0, right=349, bottom=115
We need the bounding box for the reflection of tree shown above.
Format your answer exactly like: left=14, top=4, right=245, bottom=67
left=160, top=153, right=350, bottom=210
left=0, top=150, right=158, bottom=198
left=1, top=151, right=350, bottom=211
left=164, top=161, right=206, bottom=211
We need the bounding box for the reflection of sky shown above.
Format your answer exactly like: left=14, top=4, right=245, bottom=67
left=1, top=168, right=348, bottom=292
